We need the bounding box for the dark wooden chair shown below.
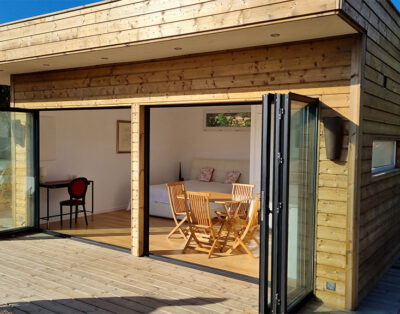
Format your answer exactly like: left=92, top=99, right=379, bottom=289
left=60, top=177, right=89, bottom=227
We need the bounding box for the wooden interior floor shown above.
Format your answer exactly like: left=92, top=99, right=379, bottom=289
left=41, top=209, right=132, bottom=249
left=149, top=216, right=260, bottom=279
left=42, top=209, right=261, bottom=279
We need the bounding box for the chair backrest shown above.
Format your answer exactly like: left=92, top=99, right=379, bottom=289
left=166, top=181, right=186, bottom=215
left=247, top=193, right=261, bottom=228
left=185, top=191, right=212, bottom=226
left=68, top=177, right=89, bottom=200
left=232, top=183, right=255, bottom=216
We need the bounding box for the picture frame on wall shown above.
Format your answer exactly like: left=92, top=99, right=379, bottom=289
left=117, top=120, right=131, bottom=153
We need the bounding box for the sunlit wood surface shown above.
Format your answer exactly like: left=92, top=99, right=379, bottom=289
left=0, top=233, right=259, bottom=313
left=298, top=257, right=400, bottom=313
left=150, top=216, right=260, bottom=279
left=41, top=209, right=132, bottom=249
left=42, top=209, right=261, bottom=278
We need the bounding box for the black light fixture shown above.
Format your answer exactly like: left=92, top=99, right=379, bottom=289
left=323, top=116, right=343, bottom=160
left=0, top=85, right=10, bottom=108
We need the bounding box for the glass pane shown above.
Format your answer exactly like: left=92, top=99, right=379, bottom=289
left=0, top=111, right=35, bottom=232
left=287, top=100, right=317, bottom=308
left=372, top=141, right=395, bottom=170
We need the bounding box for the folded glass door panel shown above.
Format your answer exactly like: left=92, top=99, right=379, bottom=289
left=0, top=110, right=38, bottom=233
left=268, top=93, right=318, bottom=313
left=286, top=95, right=318, bottom=309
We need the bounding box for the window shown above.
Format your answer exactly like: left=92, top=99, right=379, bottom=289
left=371, top=140, right=399, bottom=174
left=203, top=108, right=251, bottom=131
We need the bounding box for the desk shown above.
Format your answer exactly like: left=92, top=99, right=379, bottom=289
left=40, top=179, right=94, bottom=228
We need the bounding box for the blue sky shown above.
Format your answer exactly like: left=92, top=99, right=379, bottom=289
left=0, top=0, right=100, bottom=24
left=0, top=0, right=399, bottom=24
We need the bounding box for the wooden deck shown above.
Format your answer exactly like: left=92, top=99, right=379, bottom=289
left=0, top=233, right=259, bottom=313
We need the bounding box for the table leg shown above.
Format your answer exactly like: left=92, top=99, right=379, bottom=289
left=46, top=188, right=50, bottom=229
left=91, top=181, right=94, bottom=214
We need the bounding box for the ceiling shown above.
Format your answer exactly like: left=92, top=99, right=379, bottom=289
left=0, top=14, right=358, bottom=80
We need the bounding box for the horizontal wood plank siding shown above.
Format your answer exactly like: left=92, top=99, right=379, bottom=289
left=11, top=36, right=355, bottom=308
left=0, top=0, right=339, bottom=62
left=342, top=0, right=400, bottom=304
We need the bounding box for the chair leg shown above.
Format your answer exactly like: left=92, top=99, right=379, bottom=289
left=83, top=204, right=88, bottom=226
left=60, top=204, right=63, bottom=227
left=183, top=234, right=193, bottom=252
left=208, top=238, right=219, bottom=258
left=69, top=205, right=73, bottom=228
left=238, top=237, right=255, bottom=259
left=222, top=222, right=233, bottom=251
left=226, top=238, right=240, bottom=254
left=75, top=205, right=78, bottom=223
left=167, top=216, right=187, bottom=239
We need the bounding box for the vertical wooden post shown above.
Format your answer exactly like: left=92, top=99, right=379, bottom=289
left=131, top=104, right=145, bottom=256
left=345, top=34, right=365, bottom=310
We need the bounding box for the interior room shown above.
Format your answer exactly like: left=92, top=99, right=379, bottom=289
left=148, top=104, right=262, bottom=279
left=39, top=108, right=132, bottom=248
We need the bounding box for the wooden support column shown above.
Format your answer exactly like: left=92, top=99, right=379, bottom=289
left=131, top=104, right=145, bottom=256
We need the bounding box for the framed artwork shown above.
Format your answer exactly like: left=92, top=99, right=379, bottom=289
left=203, top=108, right=251, bottom=131
left=117, top=120, right=131, bottom=153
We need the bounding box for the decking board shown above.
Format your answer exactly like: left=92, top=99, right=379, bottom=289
left=0, top=233, right=258, bottom=313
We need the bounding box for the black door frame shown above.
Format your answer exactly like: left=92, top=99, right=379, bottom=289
left=0, top=106, right=132, bottom=238
left=143, top=102, right=263, bottom=284
left=0, top=107, right=40, bottom=237
left=259, top=94, right=272, bottom=313
left=265, top=93, right=319, bottom=313
left=141, top=96, right=319, bottom=313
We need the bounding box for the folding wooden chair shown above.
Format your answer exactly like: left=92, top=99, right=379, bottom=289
left=183, top=191, right=225, bottom=258
left=166, top=181, right=188, bottom=239
left=226, top=193, right=261, bottom=258
left=230, top=183, right=255, bottom=218
left=216, top=183, right=254, bottom=249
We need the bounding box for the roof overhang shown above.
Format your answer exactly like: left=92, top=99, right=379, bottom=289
left=0, top=12, right=359, bottom=79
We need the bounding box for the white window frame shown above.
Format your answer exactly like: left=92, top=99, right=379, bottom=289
left=371, top=140, right=397, bottom=175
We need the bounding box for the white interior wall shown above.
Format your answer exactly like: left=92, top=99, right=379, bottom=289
left=39, top=109, right=131, bottom=221
left=150, top=106, right=253, bottom=185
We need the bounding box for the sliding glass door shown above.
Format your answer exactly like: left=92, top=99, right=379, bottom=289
left=0, top=109, right=38, bottom=234
left=260, top=93, right=318, bottom=313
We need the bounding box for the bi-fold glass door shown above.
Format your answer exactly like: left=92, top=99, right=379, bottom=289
left=0, top=109, right=38, bottom=234
left=259, top=93, right=318, bottom=313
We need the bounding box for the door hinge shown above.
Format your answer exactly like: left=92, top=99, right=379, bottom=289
left=276, top=202, right=282, bottom=215
left=275, top=293, right=281, bottom=306
left=277, top=152, right=284, bottom=164
left=278, top=107, right=285, bottom=119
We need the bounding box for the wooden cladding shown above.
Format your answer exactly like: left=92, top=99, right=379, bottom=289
left=342, top=0, right=400, bottom=306
left=11, top=36, right=356, bottom=309
left=0, top=0, right=339, bottom=62
left=12, top=37, right=353, bottom=110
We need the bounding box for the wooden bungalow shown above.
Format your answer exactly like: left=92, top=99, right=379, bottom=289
left=0, top=0, right=399, bottom=312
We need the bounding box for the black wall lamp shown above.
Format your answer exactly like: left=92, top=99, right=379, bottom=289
left=323, top=116, right=343, bottom=160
